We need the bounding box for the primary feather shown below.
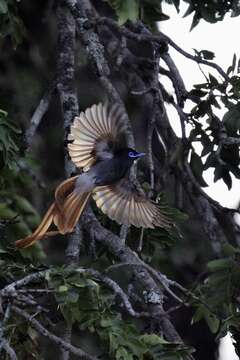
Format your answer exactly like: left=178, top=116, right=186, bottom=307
left=15, top=103, right=171, bottom=249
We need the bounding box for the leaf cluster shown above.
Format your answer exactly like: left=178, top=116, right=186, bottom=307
left=0, top=0, right=26, bottom=48
left=46, top=267, right=193, bottom=360
left=103, top=0, right=240, bottom=30
left=191, top=242, right=240, bottom=353
left=188, top=56, right=240, bottom=189
left=0, top=110, right=21, bottom=171
left=104, top=0, right=174, bottom=26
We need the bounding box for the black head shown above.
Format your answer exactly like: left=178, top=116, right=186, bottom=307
left=127, top=148, right=145, bottom=159
left=116, top=148, right=145, bottom=160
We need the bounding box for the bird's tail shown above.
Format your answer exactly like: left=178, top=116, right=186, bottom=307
left=15, top=176, right=91, bottom=249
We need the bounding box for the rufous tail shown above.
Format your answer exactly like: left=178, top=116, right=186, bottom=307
left=15, top=176, right=91, bottom=249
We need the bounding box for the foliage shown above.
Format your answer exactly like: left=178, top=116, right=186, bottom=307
left=182, top=0, right=240, bottom=30
left=105, top=0, right=170, bottom=25
left=192, top=243, right=240, bottom=339
left=1, top=0, right=240, bottom=360
left=104, top=0, right=240, bottom=28
left=187, top=54, right=240, bottom=189
left=0, top=109, right=41, bottom=246
left=0, top=109, right=21, bottom=170
left=0, top=0, right=26, bottom=48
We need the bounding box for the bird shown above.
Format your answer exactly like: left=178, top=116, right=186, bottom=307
left=15, top=102, right=171, bottom=249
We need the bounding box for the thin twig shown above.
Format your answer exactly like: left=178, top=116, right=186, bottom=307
left=0, top=304, right=17, bottom=360
left=1, top=340, right=17, bottom=360
left=137, top=228, right=144, bottom=252
left=76, top=268, right=149, bottom=318
left=97, top=17, right=229, bottom=81
left=106, top=261, right=187, bottom=305
left=25, top=87, right=54, bottom=149
left=0, top=270, right=47, bottom=297
left=119, top=225, right=129, bottom=245
left=81, top=207, right=184, bottom=342
left=12, top=306, right=97, bottom=360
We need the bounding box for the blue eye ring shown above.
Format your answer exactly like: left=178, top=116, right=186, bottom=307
left=128, top=151, right=135, bottom=158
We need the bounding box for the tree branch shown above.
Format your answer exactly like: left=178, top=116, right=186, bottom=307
left=63, top=0, right=135, bottom=148
left=25, top=85, right=55, bottom=149
left=11, top=305, right=97, bottom=360
left=97, top=17, right=229, bottom=81
left=56, top=4, right=81, bottom=359
left=76, top=268, right=150, bottom=318
left=81, top=207, right=184, bottom=343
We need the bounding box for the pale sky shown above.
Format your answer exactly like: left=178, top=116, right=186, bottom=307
left=161, top=2, right=240, bottom=210
left=161, top=4, right=240, bottom=359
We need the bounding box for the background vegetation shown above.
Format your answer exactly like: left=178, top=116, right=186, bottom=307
left=1, top=0, right=240, bottom=359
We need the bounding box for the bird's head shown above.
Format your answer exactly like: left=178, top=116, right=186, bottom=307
left=127, top=148, right=145, bottom=160
left=115, top=148, right=145, bottom=162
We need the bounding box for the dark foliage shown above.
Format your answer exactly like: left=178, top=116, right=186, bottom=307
left=0, top=1, right=240, bottom=359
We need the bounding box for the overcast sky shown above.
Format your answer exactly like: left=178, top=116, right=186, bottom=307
left=161, top=4, right=240, bottom=359
left=161, top=2, right=240, bottom=210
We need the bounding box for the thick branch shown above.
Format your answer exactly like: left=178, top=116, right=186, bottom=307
left=81, top=208, right=183, bottom=343
left=56, top=5, right=81, bottom=359
left=63, top=0, right=135, bottom=148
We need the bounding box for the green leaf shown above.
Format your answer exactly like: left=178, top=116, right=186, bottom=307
left=58, top=285, right=69, bottom=292
left=204, top=152, right=217, bottom=169
left=140, top=334, right=169, bottom=346
left=190, top=12, right=200, bottom=31
left=142, top=4, right=169, bottom=23
left=222, top=243, right=238, bottom=257
left=223, top=103, right=240, bottom=135
left=201, top=134, right=213, bottom=156
left=209, top=73, right=219, bottom=87
left=0, top=0, right=8, bottom=14
left=105, top=0, right=139, bottom=24
left=192, top=305, right=220, bottom=334
left=207, top=258, right=233, bottom=271
left=200, top=50, right=215, bottom=60
left=204, top=309, right=220, bottom=334
left=192, top=100, right=210, bottom=118
left=189, top=89, right=207, bottom=98
left=183, top=3, right=194, bottom=18
left=13, top=195, right=38, bottom=215
left=222, top=169, right=232, bottom=189
left=227, top=53, right=237, bottom=75
left=116, top=347, right=133, bottom=360
left=172, top=0, right=180, bottom=12
left=237, top=59, right=240, bottom=73
left=0, top=112, right=21, bottom=169
left=213, top=164, right=223, bottom=183
left=200, top=5, right=217, bottom=24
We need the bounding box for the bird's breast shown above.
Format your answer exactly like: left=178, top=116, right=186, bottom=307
left=88, top=157, right=132, bottom=186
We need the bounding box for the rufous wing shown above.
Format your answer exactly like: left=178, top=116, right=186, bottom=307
left=15, top=176, right=91, bottom=248
left=68, top=103, right=129, bottom=171
left=92, top=179, right=171, bottom=229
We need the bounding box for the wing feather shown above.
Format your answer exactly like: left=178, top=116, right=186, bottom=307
left=68, top=103, right=129, bottom=171
left=138, top=203, right=154, bottom=228
left=93, top=179, right=171, bottom=229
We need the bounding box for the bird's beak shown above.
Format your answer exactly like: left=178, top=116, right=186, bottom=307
left=136, top=152, right=145, bottom=158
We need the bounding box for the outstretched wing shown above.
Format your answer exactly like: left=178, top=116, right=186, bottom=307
left=92, top=179, right=171, bottom=229
left=68, top=103, right=129, bottom=171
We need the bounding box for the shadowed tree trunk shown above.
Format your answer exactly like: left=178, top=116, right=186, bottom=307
left=0, top=1, right=240, bottom=359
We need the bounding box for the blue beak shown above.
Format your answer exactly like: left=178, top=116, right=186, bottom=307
left=136, top=152, right=145, bottom=158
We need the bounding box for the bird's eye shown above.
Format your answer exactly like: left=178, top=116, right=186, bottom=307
left=128, top=151, right=135, bottom=158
